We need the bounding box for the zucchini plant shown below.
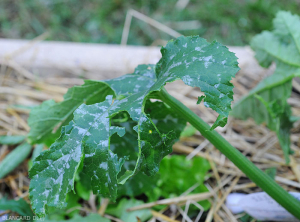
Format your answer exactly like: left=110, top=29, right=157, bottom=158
left=27, top=36, right=300, bottom=219
left=232, top=11, right=300, bottom=163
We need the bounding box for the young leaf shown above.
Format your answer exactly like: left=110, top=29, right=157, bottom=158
left=157, top=155, right=210, bottom=196
left=231, top=11, right=300, bottom=162
left=0, top=142, right=32, bottom=179
left=147, top=155, right=211, bottom=210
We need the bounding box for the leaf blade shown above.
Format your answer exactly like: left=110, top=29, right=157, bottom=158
left=155, top=36, right=240, bottom=129
left=0, top=198, right=34, bottom=218
left=0, top=142, right=32, bottom=179
left=0, top=135, right=26, bottom=145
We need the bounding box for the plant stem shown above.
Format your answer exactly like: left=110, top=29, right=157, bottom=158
left=158, top=88, right=300, bottom=219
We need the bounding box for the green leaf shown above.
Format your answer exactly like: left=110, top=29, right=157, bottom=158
left=103, top=65, right=183, bottom=178
left=0, top=142, right=32, bottom=179
left=43, top=191, right=82, bottom=220
left=28, top=144, right=44, bottom=169
left=29, top=95, right=124, bottom=217
left=32, top=144, right=44, bottom=160
left=27, top=80, right=113, bottom=145
left=151, top=155, right=211, bottom=210
left=116, top=99, right=186, bottom=176
left=117, top=171, right=158, bottom=198
left=115, top=100, right=186, bottom=196
left=155, top=36, right=239, bottom=129
left=231, top=11, right=300, bottom=162
left=106, top=198, right=152, bottom=222
left=0, top=198, right=34, bottom=219
left=29, top=36, right=239, bottom=216
left=180, top=125, right=197, bottom=138
left=64, top=192, right=81, bottom=218
left=118, top=155, right=211, bottom=211
left=158, top=155, right=210, bottom=196
left=75, top=181, right=90, bottom=201
left=43, top=213, right=110, bottom=222
left=0, top=135, right=26, bottom=145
